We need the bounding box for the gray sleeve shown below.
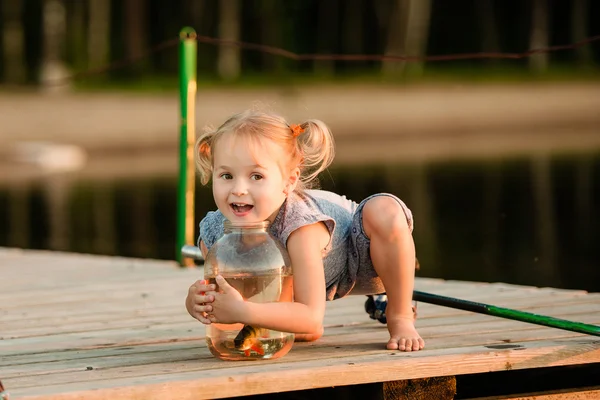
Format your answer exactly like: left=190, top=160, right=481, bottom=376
left=278, top=204, right=336, bottom=253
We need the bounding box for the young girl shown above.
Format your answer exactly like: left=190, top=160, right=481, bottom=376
left=185, top=110, right=424, bottom=352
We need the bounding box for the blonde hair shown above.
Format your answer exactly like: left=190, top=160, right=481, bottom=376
left=195, top=109, right=335, bottom=192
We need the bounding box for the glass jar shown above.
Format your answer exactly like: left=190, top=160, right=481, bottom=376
left=203, top=220, right=294, bottom=361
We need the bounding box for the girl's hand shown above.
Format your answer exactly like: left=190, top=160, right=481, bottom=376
left=186, top=279, right=216, bottom=325
left=205, top=275, right=247, bottom=324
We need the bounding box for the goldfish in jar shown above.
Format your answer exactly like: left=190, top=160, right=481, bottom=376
left=233, top=325, right=266, bottom=356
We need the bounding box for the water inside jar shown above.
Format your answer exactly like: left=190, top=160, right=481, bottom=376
left=205, top=272, right=295, bottom=360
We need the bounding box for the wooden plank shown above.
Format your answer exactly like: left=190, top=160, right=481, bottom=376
left=3, top=275, right=600, bottom=320
left=1, top=249, right=589, bottom=300
left=383, top=376, right=456, bottom=400
left=316, top=315, right=600, bottom=349
left=3, top=298, right=598, bottom=356
left=4, top=313, right=600, bottom=386
left=6, top=339, right=600, bottom=399
left=3, top=287, right=597, bottom=363
left=4, top=306, right=598, bottom=371
left=0, top=271, right=197, bottom=306
left=4, top=323, right=600, bottom=385
left=2, top=250, right=599, bottom=400
left=8, top=292, right=598, bottom=339
left=2, top=266, right=596, bottom=331
left=470, top=386, right=600, bottom=399
left=4, top=292, right=598, bottom=339
left=0, top=341, right=204, bottom=368
left=2, top=291, right=598, bottom=359
left=0, top=248, right=177, bottom=274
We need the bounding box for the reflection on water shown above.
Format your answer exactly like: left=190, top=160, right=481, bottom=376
left=0, top=152, right=598, bottom=292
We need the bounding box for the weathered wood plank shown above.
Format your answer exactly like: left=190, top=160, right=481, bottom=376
left=3, top=294, right=596, bottom=341
left=4, top=315, right=600, bottom=385
left=2, top=320, right=600, bottom=387
left=4, top=307, right=599, bottom=372
left=7, top=339, right=600, bottom=399
left=383, top=376, right=457, bottom=400
left=3, top=297, right=597, bottom=348
left=1, top=249, right=599, bottom=400
left=470, top=386, right=600, bottom=399
left=3, top=264, right=596, bottom=334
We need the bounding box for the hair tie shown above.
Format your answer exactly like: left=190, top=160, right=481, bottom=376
left=290, top=124, right=304, bottom=138
left=199, top=141, right=211, bottom=156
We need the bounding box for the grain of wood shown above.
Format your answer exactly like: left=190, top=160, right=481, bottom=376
left=8, top=340, right=600, bottom=399
left=1, top=249, right=599, bottom=400
left=469, top=386, right=600, bottom=399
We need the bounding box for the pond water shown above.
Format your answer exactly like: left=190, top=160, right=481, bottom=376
left=1, top=151, right=598, bottom=293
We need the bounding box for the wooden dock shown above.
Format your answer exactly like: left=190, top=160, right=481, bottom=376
left=1, top=248, right=599, bottom=399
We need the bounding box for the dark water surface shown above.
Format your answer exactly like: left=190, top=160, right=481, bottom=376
left=1, top=152, right=598, bottom=293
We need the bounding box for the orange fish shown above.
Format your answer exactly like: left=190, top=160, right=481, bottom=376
left=234, top=325, right=265, bottom=356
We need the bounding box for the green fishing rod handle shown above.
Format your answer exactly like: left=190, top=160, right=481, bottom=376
left=489, top=305, right=600, bottom=337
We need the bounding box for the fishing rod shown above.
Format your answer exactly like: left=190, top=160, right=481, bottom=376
left=182, top=245, right=599, bottom=337
left=412, top=290, right=600, bottom=337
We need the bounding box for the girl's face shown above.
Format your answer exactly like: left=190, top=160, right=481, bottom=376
left=211, top=133, right=298, bottom=223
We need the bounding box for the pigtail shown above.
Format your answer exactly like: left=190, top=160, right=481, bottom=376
left=295, top=119, right=335, bottom=190
left=195, top=129, right=215, bottom=185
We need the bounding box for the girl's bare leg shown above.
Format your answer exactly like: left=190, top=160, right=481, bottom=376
left=362, top=197, right=425, bottom=351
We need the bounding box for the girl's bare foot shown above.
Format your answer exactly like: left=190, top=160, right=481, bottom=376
left=386, top=316, right=424, bottom=351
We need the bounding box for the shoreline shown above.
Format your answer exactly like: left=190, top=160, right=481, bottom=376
left=1, top=82, right=599, bottom=185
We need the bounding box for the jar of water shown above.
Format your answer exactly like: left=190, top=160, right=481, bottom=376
left=203, top=220, right=295, bottom=361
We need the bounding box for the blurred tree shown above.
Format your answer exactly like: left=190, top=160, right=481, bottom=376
left=40, top=0, right=70, bottom=90
left=571, top=0, right=592, bottom=66
left=529, top=0, right=549, bottom=72
left=403, top=0, right=431, bottom=77
left=88, top=0, right=111, bottom=70
left=476, top=0, right=500, bottom=58
left=185, top=0, right=205, bottom=29
left=380, top=0, right=430, bottom=77
left=124, top=0, right=148, bottom=74
left=184, top=0, right=219, bottom=75
left=218, top=0, right=240, bottom=81
left=2, top=0, right=26, bottom=84
left=314, top=0, right=338, bottom=76
left=380, top=0, right=409, bottom=76
left=260, top=0, right=284, bottom=74
left=342, top=0, right=364, bottom=71
left=66, top=0, right=87, bottom=69
left=1, top=0, right=598, bottom=86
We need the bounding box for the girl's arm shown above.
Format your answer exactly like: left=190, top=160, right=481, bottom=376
left=208, top=221, right=329, bottom=336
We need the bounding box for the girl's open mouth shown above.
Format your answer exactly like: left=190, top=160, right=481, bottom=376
left=231, top=203, right=254, bottom=215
